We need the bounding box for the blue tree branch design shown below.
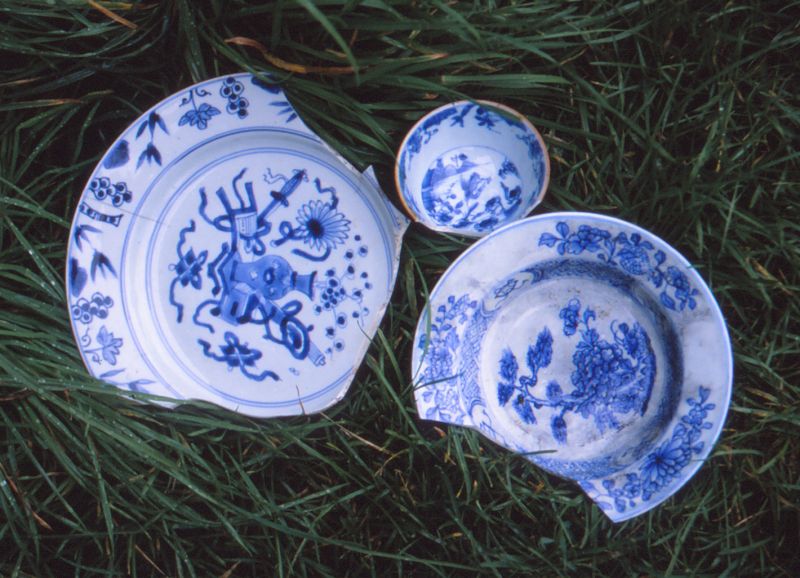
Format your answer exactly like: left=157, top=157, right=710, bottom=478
left=497, top=298, right=656, bottom=444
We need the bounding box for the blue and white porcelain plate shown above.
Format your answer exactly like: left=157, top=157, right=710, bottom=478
left=395, top=100, right=549, bottom=237
left=412, top=213, right=732, bottom=521
left=66, top=73, right=408, bottom=417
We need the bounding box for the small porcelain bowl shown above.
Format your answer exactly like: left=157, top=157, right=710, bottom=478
left=395, top=100, right=549, bottom=237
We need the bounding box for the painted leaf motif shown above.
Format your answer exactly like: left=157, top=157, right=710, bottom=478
left=527, top=327, right=553, bottom=373
left=69, top=258, right=87, bottom=296
left=90, top=251, right=117, bottom=280
left=497, top=383, right=515, bottom=405
left=103, top=139, right=129, bottom=169
left=546, top=381, right=563, bottom=402
left=660, top=292, right=676, bottom=310
left=551, top=415, right=567, bottom=443
left=514, top=397, right=537, bottom=424
left=137, top=143, right=162, bottom=168
left=127, top=379, right=155, bottom=392
left=99, top=369, right=125, bottom=379
left=538, top=232, right=558, bottom=248
left=178, top=111, right=195, bottom=126
left=74, top=224, right=100, bottom=251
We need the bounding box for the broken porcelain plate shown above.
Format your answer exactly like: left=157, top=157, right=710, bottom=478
left=66, top=73, right=408, bottom=417
left=412, top=213, right=732, bottom=521
left=395, top=100, right=549, bottom=237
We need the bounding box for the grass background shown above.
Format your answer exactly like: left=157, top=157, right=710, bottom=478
left=1, top=1, right=799, bottom=575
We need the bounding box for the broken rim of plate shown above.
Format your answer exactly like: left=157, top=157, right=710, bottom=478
left=66, top=73, right=408, bottom=417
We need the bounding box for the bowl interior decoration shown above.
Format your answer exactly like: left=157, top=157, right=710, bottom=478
left=395, top=100, right=549, bottom=237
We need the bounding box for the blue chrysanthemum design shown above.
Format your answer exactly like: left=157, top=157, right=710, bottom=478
left=296, top=201, right=351, bottom=252
left=582, top=386, right=716, bottom=514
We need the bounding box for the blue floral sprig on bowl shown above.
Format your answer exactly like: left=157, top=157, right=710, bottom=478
left=538, top=222, right=699, bottom=311
left=581, top=386, right=716, bottom=514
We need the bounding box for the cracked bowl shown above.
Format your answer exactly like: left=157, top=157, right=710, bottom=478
left=395, top=100, right=549, bottom=237
left=412, top=213, right=732, bottom=522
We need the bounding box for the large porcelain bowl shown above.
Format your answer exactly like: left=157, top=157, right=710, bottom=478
left=412, top=213, right=732, bottom=522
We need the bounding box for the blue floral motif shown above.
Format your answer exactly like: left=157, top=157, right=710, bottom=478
left=295, top=201, right=350, bottom=252
left=539, top=222, right=611, bottom=255
left=310, top=238, right=372, bottom=357
left=220, top=76, right=249, bottom=118
left=538, top=222, right=699, bottom=312
left=82, top=325, right=123, bottom=366
left=198, top=332, right=278, bottom=382
left=71, top=292, right=113, bottom=325
left=558, top=298, right=581, bottom=336
left=169, top=166, right=368, bottom=381
left=270, top=177, right=348, bottom=262
left=88, top=177, right=132, bottom=207
left=417, top=294, right=479, bottom=424
left=497, top=298, right=655, bottom=443
left=179, top=88, right=221, bottom=130
left=583, top=386, right=716, bottom=514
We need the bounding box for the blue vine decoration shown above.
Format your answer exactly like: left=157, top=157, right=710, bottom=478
left=178, top=87, right=221, bottom=130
